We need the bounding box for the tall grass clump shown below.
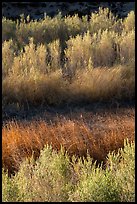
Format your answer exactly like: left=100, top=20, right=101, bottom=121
left=2, top=70, right=69, bottom=107
left=2, top=139, right=135, bottom=202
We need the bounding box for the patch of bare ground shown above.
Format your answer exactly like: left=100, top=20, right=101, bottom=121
left=2, top=104, right=134, bottom=176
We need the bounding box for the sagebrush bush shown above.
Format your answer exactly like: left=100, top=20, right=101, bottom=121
left=11, top=38, right=48, bottom=76
left=64, top=31, right=93, bottom=75
left=119, top=30, right=135, bottom=64
left=64, top=14, right=88, bottom=37
left=2, top=40, right=17, bottom=77
left=2, top=18, right=16, bottom=42
left=48, top=39, right=61, bottom=71
left=2, top=139, right=135, bottom=202
left=70, top=140, right=135, bottom=202
left=89, top=7, right=118, bottom=34
left=123, top=11, right=135, bottom=32
left=16, top=13, right=65, bottom=47
left=93, top=30, right=118, bottom=67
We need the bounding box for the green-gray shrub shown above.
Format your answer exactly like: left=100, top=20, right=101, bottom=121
left=2, top=18, right=16, bottom=42
left=11, top=38, right=48, bottom=76
left=123, top=11, right=135, bottom=32
left=119, top=30, right=135, bottom=64
left=2, top=140, right=135, bottom=202
left=2, top=40, right=17, bottom=77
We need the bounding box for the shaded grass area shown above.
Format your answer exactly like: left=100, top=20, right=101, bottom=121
left=2, top=65, right=135, bottom=115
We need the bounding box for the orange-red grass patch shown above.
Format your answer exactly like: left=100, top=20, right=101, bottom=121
left=2, top=116, right=134, bottom=175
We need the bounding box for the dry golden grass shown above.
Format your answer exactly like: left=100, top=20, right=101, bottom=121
left=2, top=65, right=134, bottom=110
left=2, top=114, right=134, bottom=176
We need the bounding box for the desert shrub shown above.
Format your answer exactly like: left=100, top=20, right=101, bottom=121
left=64, top=14, right=88, bottom=37
left=2, top=40, right=18, bottom=77
left=2, top=18, right=16, bottom=42
left=89, top=7, right=118, bottom=34
left=69, top=139, right=135, bottom=202
left=2, top=146, right=73, bottom=202
left=11, top=38, right=48, bottom=76
left=2, top=139, right=135, bottom=202
left=118, top=30, right=135, bottom=64
left=92, top=30, right=119, bottom=67
left=48, top=39, right=61, bottom=71
left=116, top=140, right=135, bottom=202
left=64, top=31, right=94, bottom=76
left=7, top=38, right=62, bottom=77
left=15, top=15, right=33, bottom=48
left=123, top=11, right=135, bottom=32
left=14, top=13, right=88, bottom=52
left=65, top=29, right=120, bottom=73
left=69, top=160, right=121, bottom=202
left=2, top=169, right=19, bottom=202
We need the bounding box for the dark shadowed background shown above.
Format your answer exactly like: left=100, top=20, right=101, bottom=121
left=2, top=2, right=135, bottom=20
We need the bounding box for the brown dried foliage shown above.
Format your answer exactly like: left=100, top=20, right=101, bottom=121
left=2, top=114, right=134, bottom=176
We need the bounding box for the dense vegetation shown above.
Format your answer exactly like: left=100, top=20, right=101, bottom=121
left=2, top=8, right=135, bottom=111
left=2, top=8, right=135, bottom=202
left=2, top=139, right=135, bottom=202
